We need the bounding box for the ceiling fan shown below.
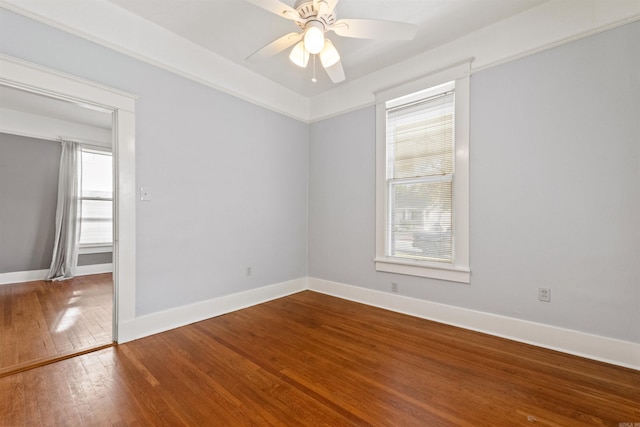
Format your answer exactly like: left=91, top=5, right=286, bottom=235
left=246, top=0, right=417, bottom=83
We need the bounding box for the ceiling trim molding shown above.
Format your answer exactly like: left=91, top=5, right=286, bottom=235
left=309, top=0, right=640, bottom=122
left=0, top=0, right=310, bottom=122
left=2, top=1, right=639, bottom=124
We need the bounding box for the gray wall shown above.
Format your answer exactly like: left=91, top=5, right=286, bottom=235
left=0, top=133, right=60, bottom=272
left=78, top=252, right=113, bottom=266
left=309, top=22, right=640, bottom=343
left=0, top=133, right=114, bottom=273
left=0, top=9, right=309, bottom=315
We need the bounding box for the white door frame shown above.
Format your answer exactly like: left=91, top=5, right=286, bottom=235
left=0, top=54, right=137, bottom=342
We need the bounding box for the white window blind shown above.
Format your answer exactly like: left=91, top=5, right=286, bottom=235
left=386, top=83, right=455, bottom=263
left=79, top=149, right=113, bottom=246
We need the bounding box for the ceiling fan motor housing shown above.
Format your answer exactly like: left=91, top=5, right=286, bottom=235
left=294, top=0, right=336, bottom=29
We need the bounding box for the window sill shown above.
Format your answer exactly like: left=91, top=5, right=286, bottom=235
left=374, top=257, right=470, bottom=283
left=79, top=244, right=113, bottom=255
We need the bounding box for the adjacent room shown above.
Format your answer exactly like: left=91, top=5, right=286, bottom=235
left=0, top=87, right=114, bottom=374
left=0, top=0, right=638, bottom=425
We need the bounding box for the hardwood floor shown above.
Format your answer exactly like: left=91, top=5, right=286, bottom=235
left=1, top=290, right=638, bottom=426
left=0, top=273, right=113, bottom=376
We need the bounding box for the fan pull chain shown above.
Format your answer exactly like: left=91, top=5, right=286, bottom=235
left=312, top=55, right=317, bottom=83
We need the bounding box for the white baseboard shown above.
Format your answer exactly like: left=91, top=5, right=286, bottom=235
left=117, top=277, right=307, bottom=344
left=0, top=269, right=49, bottom=285
left=76, top=263, right=113, bottom=276
left=308, top=277, right=640, bottom=371
left=0, top=263, right=113, bottom=285
left=7, top=268, right=635, bottom=370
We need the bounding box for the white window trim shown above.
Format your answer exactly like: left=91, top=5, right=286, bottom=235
left=374, top=60, right=471, bottom=283
left=79, top=244, right=113, bottom=255
left=79, top=147, right=114, bottom=248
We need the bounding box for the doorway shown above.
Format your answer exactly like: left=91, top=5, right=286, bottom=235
left=0, top=86, right=115, bottom=373
left=0, top=55, right=137, bottom=371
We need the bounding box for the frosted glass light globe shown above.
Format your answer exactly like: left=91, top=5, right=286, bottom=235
left=304, top=22, right=325, bottom=54
left=289, top=41, right=309, bottom=67
left=319, top=39, right=340, bottom=68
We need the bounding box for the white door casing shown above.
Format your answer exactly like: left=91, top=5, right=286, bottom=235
left=0, top=54, right=137, bottom=342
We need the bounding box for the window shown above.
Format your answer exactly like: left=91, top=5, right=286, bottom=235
left=375, top=62, right=470, bottom=283
left=79, top=148, right=113, bottom=248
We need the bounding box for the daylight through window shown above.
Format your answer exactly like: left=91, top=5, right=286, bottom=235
left=375, top=62, right=470, bottom=283
left=386, top=82, right=455, bottom=263
left=79, top=149, right=113, bottom=246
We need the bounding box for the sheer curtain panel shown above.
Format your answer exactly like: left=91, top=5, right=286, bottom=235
left=46, top=140, right=81, bottom=281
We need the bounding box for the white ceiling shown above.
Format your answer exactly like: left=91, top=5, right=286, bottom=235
left=106, top=0, right=547, bottom=97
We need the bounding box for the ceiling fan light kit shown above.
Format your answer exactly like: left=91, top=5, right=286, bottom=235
left=289, top=41, right=310, bottom=67
left=303, top=20, right=326, bottom=54
left=319, top=39, right=340, bottom=68
left=246, top=0, right=417, bottom=84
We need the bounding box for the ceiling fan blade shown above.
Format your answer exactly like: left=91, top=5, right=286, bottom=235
left=245, top=0, right=302, bottom=22
left=324, top=59, right=345, bottom=83
left=330, top=19, right=416, bottom=40
left=316, top=0, right=339, bottom=16
left=246, top=32, right=303, bottom=62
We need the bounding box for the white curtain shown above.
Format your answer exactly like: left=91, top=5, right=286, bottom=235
left=46, top=140, right=82, bottom=281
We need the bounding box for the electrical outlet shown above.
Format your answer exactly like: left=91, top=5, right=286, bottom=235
left=246, top=267, right=252, bottom=277
left=391, top=282, right=399, bottom=293
left=538, top=288, right=551, bottom=302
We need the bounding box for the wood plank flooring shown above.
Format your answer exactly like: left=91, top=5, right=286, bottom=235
left=0, top=273, right=113, bottom=375
left=1, top=290, right=638, bottom=426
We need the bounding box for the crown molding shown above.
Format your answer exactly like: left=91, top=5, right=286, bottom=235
left=0, top=0, right=310, bottom=122
left=309, top=0, right=640, bottom=122
left=2, top=0, right=639, bottom=123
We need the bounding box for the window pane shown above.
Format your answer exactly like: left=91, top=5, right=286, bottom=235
left=81, top=151, right=112, bottom=199
left=386, top=84, right=455, bottom=264
left=387, top=92, right=454, bottom=180
left=389, top=181, right=452, bottom=262
left=80, top=199, right=113, bottom=245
